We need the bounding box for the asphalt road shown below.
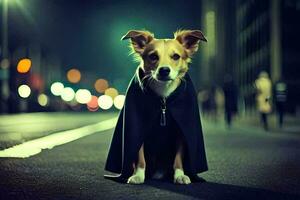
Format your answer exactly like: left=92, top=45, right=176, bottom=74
left=0, top=112, right=300, bottom=200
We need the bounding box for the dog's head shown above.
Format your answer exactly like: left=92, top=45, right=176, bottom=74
left=122, top=29, right=207, bottom=82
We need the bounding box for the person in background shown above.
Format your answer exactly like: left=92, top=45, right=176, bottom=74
left=255, top=71, right=272, bottom=131
left=274, top=79, right=287, bottom=128
left=222, top=74, right=238, bottom=128
left=198, top=89, right=210, bottom=118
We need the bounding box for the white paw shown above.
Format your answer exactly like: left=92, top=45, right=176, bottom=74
left=174, top=174, right=191, bottom=184
left=174, top=169, right=191, bottom=185
left=127, top=174, right=145, bottom=184
left=127, top=167, right=145, bottom=184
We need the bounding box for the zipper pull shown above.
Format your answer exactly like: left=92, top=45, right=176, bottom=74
left=160, top=98, right=167, bottom=126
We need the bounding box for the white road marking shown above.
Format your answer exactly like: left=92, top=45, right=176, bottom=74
left=0, top=117, right=118, bottom=158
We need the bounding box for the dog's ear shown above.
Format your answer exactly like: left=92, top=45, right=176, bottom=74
left=121, top=30, right=154, bottom=54
left=174, top=30, right=207, bottom=56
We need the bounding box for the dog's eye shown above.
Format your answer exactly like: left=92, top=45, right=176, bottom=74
left=171, top=53, right=180, bottom=61
left=148, top=53, right=159, bottom=61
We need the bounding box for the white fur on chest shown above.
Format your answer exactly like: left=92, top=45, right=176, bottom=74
left=149, top=79, right=180, bottom=98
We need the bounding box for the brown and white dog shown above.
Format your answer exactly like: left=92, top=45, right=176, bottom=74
left=121, top=29, right=207, bottom=184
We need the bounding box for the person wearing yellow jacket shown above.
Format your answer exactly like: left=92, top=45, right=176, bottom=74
left=255, top=71, right=272, bottom=131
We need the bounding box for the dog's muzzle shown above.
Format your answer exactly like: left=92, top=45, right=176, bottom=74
left=157, top=67, right=172, bottom=81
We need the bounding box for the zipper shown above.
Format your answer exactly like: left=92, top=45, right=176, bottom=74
left=160, top=97, right=167, bottom=126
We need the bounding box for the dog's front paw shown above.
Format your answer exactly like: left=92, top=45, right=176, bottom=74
left=174, top=169, right=191, bottom=184
left=127, top=174, right=145, bottom=184
left=127, top=167, right=145, bottom=184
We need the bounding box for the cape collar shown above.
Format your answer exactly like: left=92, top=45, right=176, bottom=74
left=135, top=67, right=187, bottom=102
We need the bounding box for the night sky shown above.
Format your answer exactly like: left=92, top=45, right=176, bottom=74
left=6, top=0, right=203, bottom=92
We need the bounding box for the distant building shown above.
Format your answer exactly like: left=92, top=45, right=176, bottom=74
left=235, top=0, right=272, bottom=110
left=200, top=0, right=237, bottom=86
left=201, top=0, right=300, bottom=113
left=235, top=0, right=300, bottom=113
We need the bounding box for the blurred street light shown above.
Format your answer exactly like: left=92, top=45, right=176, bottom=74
left=17, top=58, right=32, bottom=73
left=50, top=82, right=64, bottom=96
left=67, top=68, right=81, bottom=83
left=18, top=84, right=31, bottom=98
left=61, top=87, right=75, bottom=102
left=98, top=95, right=113, bottom=110
left=87, top=95, right=99, bottom=111
left=75, top=89, right=92, bottom=104
left=104, top=87, right=118, bottom=99
left=38, top=93, right=48, bottom=106
left=1, top=0, right=35, bottom=112
left=94, top=79, right=109, bottom=93
left=113, top=95, right=125, bottom=110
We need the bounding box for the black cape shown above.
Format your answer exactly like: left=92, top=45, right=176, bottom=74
left=104, top=72, right=208, bottom=183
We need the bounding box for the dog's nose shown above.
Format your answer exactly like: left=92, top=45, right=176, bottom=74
left=158, top=67, right=170, bottom=77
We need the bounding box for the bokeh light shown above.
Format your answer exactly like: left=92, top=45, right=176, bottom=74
left=105, top=88, right=119, bottom=99
left=18, top=84, right=31, bottom=98
left=98, top=95, right=113, bottom=110
left=113, top=95, right=125, bottom=110
left=61, top=87, right=75, bottom=102
left=87, top=95, right=99, bottom=111
left=75, top=89, right=92, bottom=104
left=38, top=94, right=48, bottom=106
left=0, top=58, right=10, bottom=69
left=50, top=82, right=64, bottom=96
left=17, top=58, right=31, bottom=73
left=67, top=68, right=81, bottom=83
left=87, top=106, right=99, bottom=112
left=94, top=79, right=109, bottom=93
left=29, top=73, right=44, bottom=91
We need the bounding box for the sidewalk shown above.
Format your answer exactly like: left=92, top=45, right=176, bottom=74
left=235, top=113, right=300, bottom=134
left=201, top=112, right=300, bottom=135
left=204, top=114, right=300, bottom=136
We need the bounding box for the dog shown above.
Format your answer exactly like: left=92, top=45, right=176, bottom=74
left=120, top=29, right=207, bottom=185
